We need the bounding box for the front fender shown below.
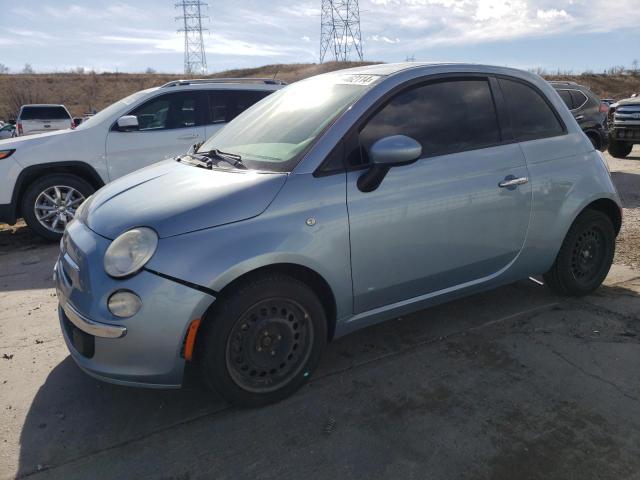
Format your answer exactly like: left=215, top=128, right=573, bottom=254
left=145, top=172, right=354, bottom=322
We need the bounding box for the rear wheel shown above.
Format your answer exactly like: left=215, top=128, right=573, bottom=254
left=607, top=140, right=632, bottom=159
left=21, top=174, right=95, bottom=241
left=199, top=273, right=327, bottom=407
left=543, top=209, right=615, bottom=296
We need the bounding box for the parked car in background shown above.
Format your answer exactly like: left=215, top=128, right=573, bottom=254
left=0, top=123, right=15, bottom=139
left=601, top=98, right=615, bottom=106
left=0, top=78, right=284, bottom=240
left=54, top=63, right=621, bottom=407
left=16, top=104, right=73, bottom=136
left=607, top=95, right=640, bottom=158
left=550, top=81, right=609, bottom=151
left=72, top=117, right=84, bottom=128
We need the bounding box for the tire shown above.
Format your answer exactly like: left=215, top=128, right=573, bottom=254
left=198, top=273, right=328, bottom=407
left=587, top=132, right=600, bottom=150
left=543, top=209, right=615, bottom=297
left=21, top=174, right=95, bottom=241
left=607, top=141, right=632, bottom=159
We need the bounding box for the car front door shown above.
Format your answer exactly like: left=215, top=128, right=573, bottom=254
left=105, top=91, right=207, bottom=180
left=346, top=76, right=532, bottom=313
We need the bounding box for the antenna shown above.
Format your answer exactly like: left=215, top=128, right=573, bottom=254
left=320, top=0, right=363, bottom=63
left=175, top=0, right=209, bottom=75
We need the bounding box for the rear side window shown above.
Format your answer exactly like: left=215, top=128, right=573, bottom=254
left=499, top=79, right=564, bottom=141
left=20, top=106, right=70, bottom=120
left=208, top=90, right=272, bottom=124
left=557, top=90, right=572, bottom=109
left=358, top=78, right=500, bottom=163
left=569, top=90, right=588, bottom=110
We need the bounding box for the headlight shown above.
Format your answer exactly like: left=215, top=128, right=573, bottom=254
left=104, top=227, right=158, bottom=278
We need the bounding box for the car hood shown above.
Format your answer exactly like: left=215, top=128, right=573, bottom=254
left=0, top=128, right=73, bottom=148
left=614, top=98, right=640, bottom=107
left=84, top=160, right=288, bottom=239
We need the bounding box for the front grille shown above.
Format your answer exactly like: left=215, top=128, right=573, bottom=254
left=614, top=105, right=640, bottom=126
left=61, top=309, right=95, bottom=358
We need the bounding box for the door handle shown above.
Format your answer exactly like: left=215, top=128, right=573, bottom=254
left=177, top=134, right=199, bottom=140
left=499, top=176, right=528, bottom=188
left=574, top=115, right=584, bottom=121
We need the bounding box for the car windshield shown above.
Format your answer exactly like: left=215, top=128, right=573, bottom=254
left=197, top=74, right=379, bottom=172
left=76, top=88, right=154, bottom=130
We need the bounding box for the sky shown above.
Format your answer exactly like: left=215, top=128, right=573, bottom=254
left=0, top=0, right=639, bottom=74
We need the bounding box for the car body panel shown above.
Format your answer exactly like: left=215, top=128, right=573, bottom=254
left=346, top=143, right=532, bottom=313
left=84, top=160, right=288, bottom=239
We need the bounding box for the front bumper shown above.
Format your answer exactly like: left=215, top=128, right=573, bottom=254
left=610, top=126, right=640, bottom=142
left=54, top=220, right=215, bottom=388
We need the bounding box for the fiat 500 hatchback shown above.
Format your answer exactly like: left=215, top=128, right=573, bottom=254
left=54, top=63, right=622, bottom=407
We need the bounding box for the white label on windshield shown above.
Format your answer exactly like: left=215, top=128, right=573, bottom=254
left=337, top=74, right=382, bottom=86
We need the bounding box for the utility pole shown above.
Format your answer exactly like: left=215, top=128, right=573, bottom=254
left=320, top=0, right=363, bottom=63
left=175, top=0, right=209, bottom=75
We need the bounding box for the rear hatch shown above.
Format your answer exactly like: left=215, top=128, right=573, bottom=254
left=19, top=106, right=72, bottom=135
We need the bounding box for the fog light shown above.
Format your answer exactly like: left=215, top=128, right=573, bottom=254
left=108, top=290, right=142, bottom=318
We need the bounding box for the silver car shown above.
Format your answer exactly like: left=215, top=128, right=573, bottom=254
left=54, top=63, right=622, bottom=406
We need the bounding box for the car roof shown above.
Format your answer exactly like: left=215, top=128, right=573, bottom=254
left=20, top=104, right=67, bottom=107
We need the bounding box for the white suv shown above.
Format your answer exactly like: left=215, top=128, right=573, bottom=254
left=0, top=79, right=284, bottom=240
left=16, top=104, right=73, bottom=136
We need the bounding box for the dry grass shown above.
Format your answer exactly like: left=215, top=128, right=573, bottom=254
left=1, top=62, right=639, bottom=118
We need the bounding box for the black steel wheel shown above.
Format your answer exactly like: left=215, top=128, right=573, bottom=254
left=544, top=209, right=615, bottom=296
left=199, top=273, right=327, bottom=407
left=225, top=298, right=314, bottom=393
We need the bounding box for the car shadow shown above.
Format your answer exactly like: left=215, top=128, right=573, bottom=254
left=610, top=171, right=640, bottom=208
left=15, top=278, right=563, bottom=478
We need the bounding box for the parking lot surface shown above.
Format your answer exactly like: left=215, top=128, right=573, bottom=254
left=1, top=149, right=639, bottom=480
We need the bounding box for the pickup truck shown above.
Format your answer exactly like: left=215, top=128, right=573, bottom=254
left=16, top=104, right=73, bottom=136
left=608, top=95, right=640, bottom=158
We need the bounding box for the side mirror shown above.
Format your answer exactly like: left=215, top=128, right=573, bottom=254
left=116, top=115, right=139, bottom=132
left=357, top=135, right=422, bottom=192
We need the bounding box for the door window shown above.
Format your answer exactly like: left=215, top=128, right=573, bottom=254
left=499, top=78, right=564, bottom=141
left=208, top=90, right=272, bottom=124
left=357, top=78, right=500, bottom=165
left=129, top=92, right=204, bottom=131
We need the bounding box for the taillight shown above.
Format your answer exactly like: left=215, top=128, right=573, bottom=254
left=17, top=123, right=22, bottom=135
left=71, top=121, right=76, bottom=129
left=599, top=102, right=609, bottom=114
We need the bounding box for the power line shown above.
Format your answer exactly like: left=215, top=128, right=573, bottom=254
left=320, top=0, right=363, bottom=63
left=175, top=0, right=209, bottom=75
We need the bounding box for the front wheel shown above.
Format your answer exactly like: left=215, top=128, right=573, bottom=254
left=198, top=274, right=327, bottom=407
left=607, top=140, right=632, bottom=159
left=21, top=174, right=95, bottom=241
left=543, top=209, right=615, bottom=296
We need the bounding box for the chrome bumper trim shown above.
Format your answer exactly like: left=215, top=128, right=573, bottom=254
left=62, top=302, right=127, bottom=339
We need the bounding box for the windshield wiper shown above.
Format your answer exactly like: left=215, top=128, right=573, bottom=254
left=199, top=149, right=247, bottom=170
left=177, top=154, right=212, bottom=169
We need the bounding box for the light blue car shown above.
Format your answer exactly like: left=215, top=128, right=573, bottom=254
left=54, top=63, right=622, bottom=406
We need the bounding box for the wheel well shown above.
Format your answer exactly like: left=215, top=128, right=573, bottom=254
left=14, top=162, right=105, bottom=217
left=585, top=198, right=622, bottom=235
left=208, top=263, right=338, bottom=342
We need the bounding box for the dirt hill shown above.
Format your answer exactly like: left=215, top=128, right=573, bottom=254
left=1, top=62, right=639, bottom=119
